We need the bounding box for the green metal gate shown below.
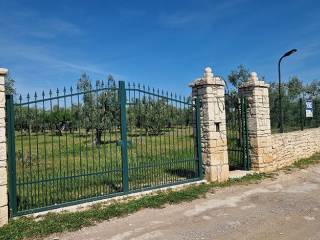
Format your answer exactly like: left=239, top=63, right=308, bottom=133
left=225, top=93, right=250, bottom=170
left=6, top=81, right=203, bottom=217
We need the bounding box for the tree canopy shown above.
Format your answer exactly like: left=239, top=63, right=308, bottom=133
left=5, top=75, right=15, bottom=95
left=228, top=64, right=250, bottom=88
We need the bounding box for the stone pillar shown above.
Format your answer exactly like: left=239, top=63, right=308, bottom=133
left=0, top=68, right=7, bottom=227
left=239, top=72, right=273, bottom=172
left=190, top=67, right=229, bottom=182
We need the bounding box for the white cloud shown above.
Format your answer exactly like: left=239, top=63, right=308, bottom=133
left=0, top=2, right=122, bottom=92
left=158, top=0, right=249, bottom=28
left=23, top=18, right=83, bottom=39
left=0, top=38, right=104, bottom=75
left=0, top=4, right=82, bottom=39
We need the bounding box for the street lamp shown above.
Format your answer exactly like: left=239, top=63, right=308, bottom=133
left=278, top=48, right=297, bottom=133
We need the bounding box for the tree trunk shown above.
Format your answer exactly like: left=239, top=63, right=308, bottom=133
left=95, top=129, right=102, bottom=145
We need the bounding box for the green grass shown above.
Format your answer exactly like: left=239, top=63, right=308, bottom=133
left=13, top=126, right=199, bottom=213
left=282, top=152, right=320, bottom=172
left=0, top=172, right=270, bottom=240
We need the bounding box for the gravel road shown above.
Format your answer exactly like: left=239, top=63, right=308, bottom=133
left=48, top=165, right=320, bottom=240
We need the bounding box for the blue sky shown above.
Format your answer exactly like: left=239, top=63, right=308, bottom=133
left=1, top=0, right=320, bottom=96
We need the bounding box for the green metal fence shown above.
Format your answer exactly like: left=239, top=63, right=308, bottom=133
left=225, top=93, right=250, bottom=170
left=6, top=80, right=203, bottom=217
left=270, top=97, right=320, bottom=133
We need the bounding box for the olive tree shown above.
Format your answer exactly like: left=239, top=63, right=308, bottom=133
left=77, top=73, right=118, bottom=145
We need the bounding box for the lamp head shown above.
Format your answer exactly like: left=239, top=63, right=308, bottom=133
left=283, top=49, right=297, bottom=58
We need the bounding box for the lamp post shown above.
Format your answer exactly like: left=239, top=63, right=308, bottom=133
left=278, top=49, right=297, bottom=133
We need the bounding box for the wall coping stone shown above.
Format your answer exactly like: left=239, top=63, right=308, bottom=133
left=189, top=67, right=225, bottom=87
left=239, top=72, right=269, bottom=89
left=0, top=68, right=8, bottom=76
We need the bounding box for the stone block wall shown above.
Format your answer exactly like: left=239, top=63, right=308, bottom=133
left=238, top=72, right=320, bottom=172
left=239, top=72, right=273, bottom=172
left=190, top=67, right=229, bottom=182
left=271, top=128, right=320, bottom=169
left=0, top=68, right=8, bottom=227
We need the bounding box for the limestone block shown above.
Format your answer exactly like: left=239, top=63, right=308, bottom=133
left=0, top=167, right=7, bottom=186
left=0, top=82, right=4, bottom=92
left=0, top=128, right=5, bottom=144
left=0, top=206, right=8, bottom=227
left=220, top=164, right=229, bottom=181
left=0, top=142, right=6, bottom=161
left=206, top=164, right=229, bottom=182
left=0, top=109, right=4, bottom=119
left=0, top=94, right=4, bottom=108
left=0, top=161, right=6, bottom=168
left=0, top=185, right=7, bottom=207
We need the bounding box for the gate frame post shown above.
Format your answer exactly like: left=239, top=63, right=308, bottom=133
left=190, top=67, right=229, bottom=182
left=6, top=94, right=17, bottom=217
left=0, top=68, right=8, bottom=227
left=195, top=96, right=204, bottom=179
left=239, top=72, right=274, bottom=172
left=119, top=81, right=129, bottom=193
left=240, top=96, right=251, bottom=170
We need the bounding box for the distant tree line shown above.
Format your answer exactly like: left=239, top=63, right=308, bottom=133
left=227, top=65, right=320, bottom=130
left=13, top=73, right=193, bottom=145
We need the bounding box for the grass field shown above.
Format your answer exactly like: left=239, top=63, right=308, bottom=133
left=12, top=116, right=245, bottom=214
left=12, top=126, right=199, bottom=213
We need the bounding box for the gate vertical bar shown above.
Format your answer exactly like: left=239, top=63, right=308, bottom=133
left=6, top=94, right=17, bottom=216
left=195, top=97, right=203, bottom=179
left=119, top=81, right=129, bottom=193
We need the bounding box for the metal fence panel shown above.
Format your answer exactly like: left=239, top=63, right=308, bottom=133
left=125, top=83, right=201, bottom=192
left=6, top=80, right=202, bottom=216
left=270, top=97, right=320, bottom=133
left=225, top=93, right=250, bottom=170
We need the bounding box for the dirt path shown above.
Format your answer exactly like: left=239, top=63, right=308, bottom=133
left=49, top=165, right=320, bottom=240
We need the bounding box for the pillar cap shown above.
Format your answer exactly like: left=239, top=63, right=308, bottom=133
left=189, top=66, right=224, bottom=87
left=0, top=68, right=8, bottom=76
left=203, top=67, right=213, bottom=79
left=239, top=71, right=269, bottom=88
left=249, top=72, right=258, bottom=82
